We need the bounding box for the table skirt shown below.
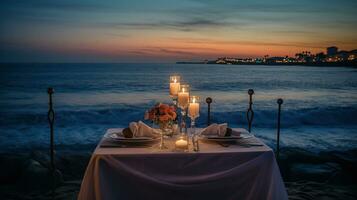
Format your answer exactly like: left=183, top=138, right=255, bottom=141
left=78, top=149, right=287, bottom=200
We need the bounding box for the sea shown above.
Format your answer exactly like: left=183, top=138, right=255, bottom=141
left=0, top=63, right=356, bottom=153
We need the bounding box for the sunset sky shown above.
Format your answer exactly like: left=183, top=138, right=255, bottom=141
left=1, top=0, right=357, bottom=62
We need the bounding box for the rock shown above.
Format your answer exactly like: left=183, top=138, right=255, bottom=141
left=18, top=159, right=63, bottom=192
left=30, top=151, right=51, bottom=168
left=280, top=147, right=323, bottom=163
left=290, top=163, right=338, bottom=182
left=286, top=181, right=357, bottom=200
left=0, top=154, right=27, bottom=184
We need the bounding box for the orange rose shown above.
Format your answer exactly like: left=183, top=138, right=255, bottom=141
left=168, top=111, right=176, bottom=120
left=159, top=104, right=169, bottom=114
left=169, top=106, right=176, bottom=112
left=159, top=115, right=169, bottom=122
left=164, top=107, right=171, bottom=114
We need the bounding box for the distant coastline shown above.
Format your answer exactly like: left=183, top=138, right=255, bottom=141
left=176, top=60, right=357, bottom=67
left=177, top=46, right=357, bottom=67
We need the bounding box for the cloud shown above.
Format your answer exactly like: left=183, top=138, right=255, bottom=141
left=187, top=0, right=357, bottom=14
left=101, top=18, right=237, bottom=32
left=127, top=47, right=198, bottom=56
left=159, top=48, right=196, bottom=55
left=167, top=37, right=329, bottom=49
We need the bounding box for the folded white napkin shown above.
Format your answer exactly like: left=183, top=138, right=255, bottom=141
left=129, top=121, right=159, bottom=138
left=200, top=123, right=228, bottom=137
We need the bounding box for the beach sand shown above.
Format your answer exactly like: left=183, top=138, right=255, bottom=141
left=0, top=147, right=356, bottom=200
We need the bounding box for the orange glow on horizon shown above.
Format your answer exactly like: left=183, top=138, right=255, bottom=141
left=13, top=32, right=357, bottom=62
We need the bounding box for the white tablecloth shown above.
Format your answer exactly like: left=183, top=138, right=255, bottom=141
left=78, top=128, right=288, bottom=200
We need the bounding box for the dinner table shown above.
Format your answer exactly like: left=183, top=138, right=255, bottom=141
left=78, top=128, right=288, bottom=200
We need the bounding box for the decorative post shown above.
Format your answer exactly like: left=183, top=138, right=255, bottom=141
left=47, top=88, right=63, bottom=199
left=276, top=98, right=283, bottom=159
left=246, top=89, right=254, bottom=133
left=47, top=88, right=55, bottom=172
left=206, top=97, right=212, bottom=126
left=47, top=87, right=56, bottom=199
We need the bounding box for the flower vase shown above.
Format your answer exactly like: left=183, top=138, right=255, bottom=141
left=158, top=123, right=169, bottom=149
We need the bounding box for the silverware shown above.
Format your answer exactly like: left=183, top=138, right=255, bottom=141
left=236, top=143, right=263, bottom=147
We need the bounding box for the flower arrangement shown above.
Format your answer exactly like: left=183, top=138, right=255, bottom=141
left=145, top=103, right=177, bottom=128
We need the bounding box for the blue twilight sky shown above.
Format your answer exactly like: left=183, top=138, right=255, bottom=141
left=0, top=0, right=357, bottom=62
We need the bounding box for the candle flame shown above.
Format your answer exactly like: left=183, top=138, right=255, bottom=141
left=182, top=88, right=185, bottom=93
left=174, top=78, right=176, bottom=83
left=193, top=97, right=196, bottom=103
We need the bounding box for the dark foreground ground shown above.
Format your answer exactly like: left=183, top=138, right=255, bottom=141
left=0, top=147, right=356, bottom=200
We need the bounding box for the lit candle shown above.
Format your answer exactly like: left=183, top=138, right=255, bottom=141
left=178, top=85, right=189, bottom=109
left=169, top=76, right=180, bottom=97
left=175, top=137, right=188, bottom=149
left=188, top=96, right=200, bottom=119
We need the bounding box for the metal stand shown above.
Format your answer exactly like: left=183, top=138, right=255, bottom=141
left=276, top=98, right=283, bottom=159
left=47, top=88, right=56, bottom=199
left=206, top=97, right=212, bottom=126
left=180, top=108, right=188, bottom=134
left=47, top=88, right=55, bottom=172
left=246, top=89, right=254, bottom=133
left=47, top=88, right=63, bottom=198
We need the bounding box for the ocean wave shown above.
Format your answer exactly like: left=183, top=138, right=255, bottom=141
left=1, top=106, right=357, bottom=128
left=210, top=107, right=357, bottom=128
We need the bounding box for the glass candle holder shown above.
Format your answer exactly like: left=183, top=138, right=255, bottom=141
left=175, top=135, right=189, bottom=152
left=177, top=84, right=189, bottom=109
left=188, top=96, right=200, bottom=137
left=177, top=84, right=190, bottom=134
left=169, top=76, right=180, bottom=105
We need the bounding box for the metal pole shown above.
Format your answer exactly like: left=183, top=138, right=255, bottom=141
left=246, top=89, right=254, bottom=132
left=47, top=88, right=55, bottom=171
left=276, top=98, right=283, bottom=159
left=47, top=87, right=56, bottom=199
left=206, top=97, right=212, bottom=126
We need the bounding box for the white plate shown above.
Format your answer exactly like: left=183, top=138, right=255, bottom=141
left=200, top=133, right=253, bottom=142
left=240, top=133, right=253, bottom=139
